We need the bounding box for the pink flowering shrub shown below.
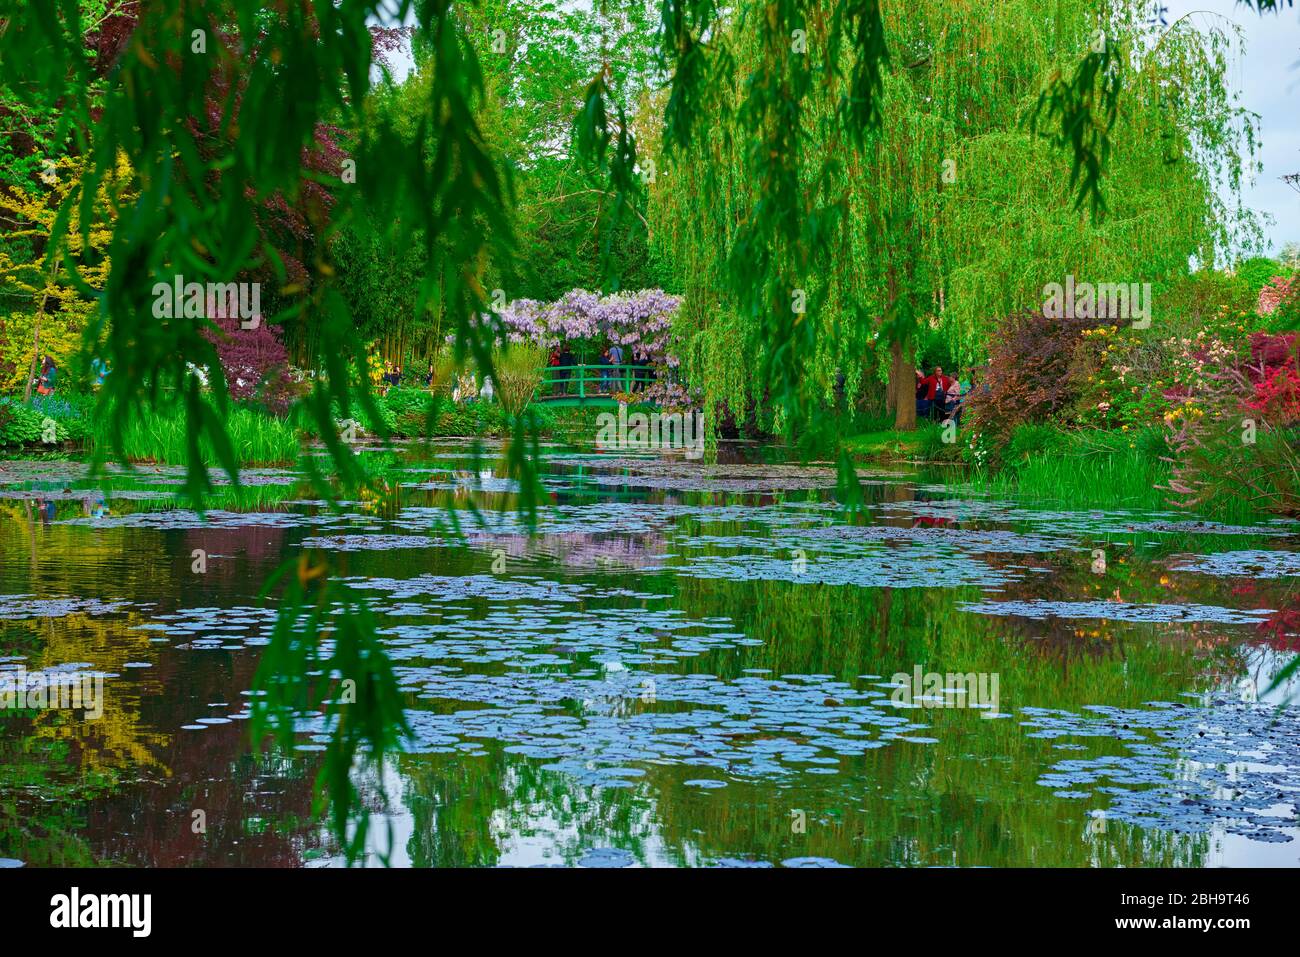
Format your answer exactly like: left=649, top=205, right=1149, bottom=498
left=1161, top=326, right=1300, bottom=513
left=1258, top=276, right=1297, bottom=316
left=1242, top=333, right=1300, bottom=425
left=1245, top=364, right=1300, bottom=423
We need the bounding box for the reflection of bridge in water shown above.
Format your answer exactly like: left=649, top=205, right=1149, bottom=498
left=534, top=364, right=656, bottom=406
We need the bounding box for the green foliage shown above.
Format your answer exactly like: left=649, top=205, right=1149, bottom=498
left=0, top=395, right=92, bottom=446
left=427, top=397, right=509, bottom=437
left=1027, top=29, right=1121, bottom=219
left=1006, top=423, right=1068, bottom=462
left=1, top=0, right=1288, bottom=864
left=87, top=402, right=300, bottom=466
left=380, top=385, right=432, bottom=418
left=1261, top=282, right=1300, bottom=334
left=492, top=344, right=547, bottom=415
left=650, top=0, right=1259, bottom=439
left=967, top=427, right=1173, bottom=510
left=1236, top=256, right=1284, bottom=294
left=334, top=394, right=398, bottom=439
left=915, top=421, right=961, bottom=462
left=0, top=398, right=45, bottom=446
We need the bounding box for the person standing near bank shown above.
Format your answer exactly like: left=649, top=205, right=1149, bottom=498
left=919, top=366, right=955, bottom=421
left=36, top=355, right=58, bottom=396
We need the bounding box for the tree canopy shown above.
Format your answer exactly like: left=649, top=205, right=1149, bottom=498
left=650, top=0, right=1263, bottom=430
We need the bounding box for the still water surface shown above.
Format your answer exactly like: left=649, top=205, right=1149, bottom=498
left=2, top=440, right=1298, bottom=867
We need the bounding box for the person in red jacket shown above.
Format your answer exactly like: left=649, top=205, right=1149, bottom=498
left=918, top=366, right=954, bottom=420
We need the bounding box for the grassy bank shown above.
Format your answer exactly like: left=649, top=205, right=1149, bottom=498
left=1, top=390, right=616, bottom=466
left=844, top=421, right=947, bottom=462
left=846, top=420, right=1267, bottom=521
left=94, top=404, right=303, bottom=466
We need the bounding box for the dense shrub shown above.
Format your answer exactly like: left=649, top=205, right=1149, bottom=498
left=331, top=395, right=397, bottom=437
left=1242, top=333, right=1300, bottom=426
left=431, top=398, right=508, bottom=436
left=1161, top=325, right=1300, bottom=514
left=1068, top=325, right=1159, bottom=428
left=380, top=386, right=428, bottom=415
left=203, top=315, right=292, bottom=409
left=971, top=274, right=1261, bottom=445
left=380, top=386, right=436, bottom=435
left=0, top=398, right=40, bottom=445
left=968, top=309, right=1096, bottom=441
left=1258, top=276, right=1300, bottom=332
left=0, top=396, right=81, bottom=445
left=1235, top=256, right=1284, bottom=295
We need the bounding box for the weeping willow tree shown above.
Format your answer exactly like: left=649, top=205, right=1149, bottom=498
left=1, top=0, right=1285, bottom=863
left=650, top=0, right=1262, bottom=430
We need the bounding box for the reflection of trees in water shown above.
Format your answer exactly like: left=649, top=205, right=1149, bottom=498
left=364, top=563, right=1222, bottom=867
left=1226, top=645, right=1300, bottom=704
left=477, top=530, right=669, bottom=570
left=182, top=522, right=289, bottom=580
left=397, top=749, right=662, bottom=868
left=0, top=512, right=319, bottom=865
left=82, top=634, right=320, bottom=866
left=1, top=636, right=322, bottom=865
left=643, top=753, right=1209, bottom=869
left=980, top=550, right=1258, bottom=687
left=0, top=449, right=1273, bottom=867
left=88, top=733, right=321, bottom=867
left=656, top=574, right=1213, bottom=866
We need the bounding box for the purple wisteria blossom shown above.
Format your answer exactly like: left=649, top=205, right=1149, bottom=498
left=458, top=289, right=697, bottom=407
left=492, top=289, right=681, bottom=369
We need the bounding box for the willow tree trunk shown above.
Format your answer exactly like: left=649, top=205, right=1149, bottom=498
left=22, top=295, right=46, bottom=403
left=890, top=337, right=916, bottom=430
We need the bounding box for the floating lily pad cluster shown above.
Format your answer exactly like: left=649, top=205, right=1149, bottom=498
left=1023, top=699, right=1300, bottom=843
left=960, top=599, right=1274, bottom=625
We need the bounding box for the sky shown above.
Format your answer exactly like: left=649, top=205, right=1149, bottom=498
left=1163, top=0, right=1299, bottom=257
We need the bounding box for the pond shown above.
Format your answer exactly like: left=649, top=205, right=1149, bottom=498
left=2, top=440, right=1299, bottom=867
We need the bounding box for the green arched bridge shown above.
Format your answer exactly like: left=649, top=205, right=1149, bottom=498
left=533, top=364, right=656, bottom=405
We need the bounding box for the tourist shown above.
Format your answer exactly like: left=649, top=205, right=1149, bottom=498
left=608, top=343, right=624, bottom=391
left=915, top=369, right=929, bottom=420
left=633, top=354, right=650, bottom=393
left=949, top=375, right=971, bottom=425
left=548, top=348, right=563, bottom=396
left=918, top=365, right=955, bottom=421
left=942, top=375, right=963, bottom=423
left=599, top=347, right=613, bottom=392
left=35, top=355, right=57, bottom=396
left=558, top=346, right=574, bottom=396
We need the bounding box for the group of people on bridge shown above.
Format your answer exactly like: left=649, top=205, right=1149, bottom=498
left=545, top=345, right=651, bottom=396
